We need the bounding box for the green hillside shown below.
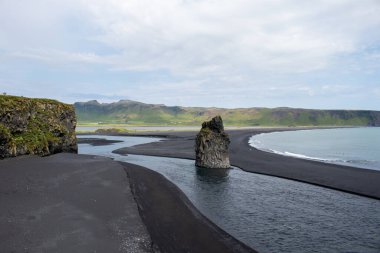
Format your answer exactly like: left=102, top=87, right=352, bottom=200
left=74, top=100, right=380, bottom=127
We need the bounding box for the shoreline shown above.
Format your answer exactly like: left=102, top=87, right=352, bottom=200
left=239, top=131, right=380, bottom=200
left=122, top=162, right=257, bottom=253
left=106, top=127, right=380, bottom=200
left=4, top=127, right=377, bottom=252
left=0, top=153, right=257, bottom=252
left=77, top=137, right=123, bottom=146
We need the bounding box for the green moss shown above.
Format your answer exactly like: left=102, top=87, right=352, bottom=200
left=4, top=119, right=60, bottom=155
left=1, top=95, right=76, bottom=157
left=200, top=127, right=212, bottom=133
left=0, top=94, right=68, bottom=106
left=0, top=124, right=11, bottom=139
left=94, top=128, right=129, bottom=134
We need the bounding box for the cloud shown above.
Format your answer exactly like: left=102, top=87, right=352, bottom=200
left=0, top=0, right=379, bottom=109
left=2, top=0, right=380, bottom=74
left=78, top=0, right=380, bottom=74
left=10, top=49, right=108, bottom=65
left=68, top=92, right=128, bottom=102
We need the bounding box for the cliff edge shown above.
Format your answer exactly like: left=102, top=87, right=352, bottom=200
left=0, top=95, right=77, bottom=158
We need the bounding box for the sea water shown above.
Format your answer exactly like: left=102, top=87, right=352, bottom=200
left=78, top=135, right=380, bottom=253
left=249, top=127, right=380, bottom=171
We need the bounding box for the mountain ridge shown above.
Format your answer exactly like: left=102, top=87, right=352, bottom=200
left=74, top=100, right=380, bottom=126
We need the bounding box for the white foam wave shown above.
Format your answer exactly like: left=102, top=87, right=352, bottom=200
left=282, top=151, right=346, bottom=163
left=249, top=136, right=346, bottom=163
left=248, top=133, right=380, bottom=171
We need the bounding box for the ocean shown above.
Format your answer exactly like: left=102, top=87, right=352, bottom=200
left=249, top=127, right=380, bottom=171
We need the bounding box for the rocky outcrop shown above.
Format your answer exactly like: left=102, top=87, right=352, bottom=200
left=195, top=116, right=230, bottom=169
left=0, top=95, right=77, bottom=158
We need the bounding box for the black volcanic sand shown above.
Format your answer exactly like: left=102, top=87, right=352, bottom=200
left=0, top=153, right=258, bottom=253
left=123, top=162, right=257, bottom=253
left=77, top=137, right=123, bottom=146
left=113, top=128, right=380, bottom=200
left=0, top=153, right=152, bottom=253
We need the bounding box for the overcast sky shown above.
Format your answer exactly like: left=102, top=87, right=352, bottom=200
left=1, top=0, right=380, bottom=109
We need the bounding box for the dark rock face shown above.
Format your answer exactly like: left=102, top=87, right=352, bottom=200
left=195, top=116, right=230, bottom=169
left=0, top=95, right=77, bottom=158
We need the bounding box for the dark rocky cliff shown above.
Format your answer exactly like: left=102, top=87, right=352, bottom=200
left=195, top=116, right=231, bottom=169
left=0, top=95, right=77, bottom=158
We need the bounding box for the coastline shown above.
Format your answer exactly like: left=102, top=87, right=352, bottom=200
left=111, top=127, right=380, bottom=200
left=4, top=127, right=377, bottom=252
left=123, top=162, right=257, bottom=253
left=1, top=152, right=258, bottom=252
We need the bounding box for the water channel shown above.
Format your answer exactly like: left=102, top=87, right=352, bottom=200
left=78, top=135, right=380, bottom=253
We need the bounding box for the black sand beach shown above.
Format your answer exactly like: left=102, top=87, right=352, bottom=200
left=77, top=137, right=123, bottom=146
left=0, top=152, right=257, bottom=253
left=113, top=128, right=380, bottom=200
left=124, top=162, right=256, bottom=253
left=2, top=127, right=379, bottom=252
left=0, top=153, right=152, bottom=252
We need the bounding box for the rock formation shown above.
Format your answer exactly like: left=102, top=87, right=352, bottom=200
left=195, top=116, right=230, bottom=169
left=0, top=95, right=77, bottom=158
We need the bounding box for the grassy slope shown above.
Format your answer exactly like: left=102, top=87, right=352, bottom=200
left=75, top=100, right=380, bottom=127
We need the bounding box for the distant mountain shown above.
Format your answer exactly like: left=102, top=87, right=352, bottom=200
left=74, top=100, right=380, bottom=126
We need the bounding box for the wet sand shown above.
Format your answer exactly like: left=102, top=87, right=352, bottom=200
left=77, top=137, right=123, bottom=146
left=0, top=152, right=257, bottom=253
left=123, top=162, right=257, bottom=253
left=113, top=128, right=380, bottom=200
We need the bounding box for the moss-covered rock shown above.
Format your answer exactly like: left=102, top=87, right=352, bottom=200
left=0, top=95, right=77, bottom=158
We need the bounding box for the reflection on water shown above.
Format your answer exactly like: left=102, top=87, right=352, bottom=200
left=78, top=135, right=380, bottom=253
left=196, top=167, right=230, bottom=183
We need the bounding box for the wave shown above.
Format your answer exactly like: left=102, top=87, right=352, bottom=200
left=260, top=148, right=347, bottom=164
left=249, top=137, right=364, bottom=165
left=248, top=130, right=380, bottom=171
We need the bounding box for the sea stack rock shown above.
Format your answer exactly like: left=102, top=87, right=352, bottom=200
left=0, top=95, right=77, bottom=159
left=195, top=116, right=230, bottom=169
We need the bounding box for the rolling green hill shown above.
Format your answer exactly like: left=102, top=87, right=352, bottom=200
left=74, top=100, right=380, bottom=127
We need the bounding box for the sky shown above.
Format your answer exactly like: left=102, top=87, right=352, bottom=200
left=0, top=0, right=380, bottom=110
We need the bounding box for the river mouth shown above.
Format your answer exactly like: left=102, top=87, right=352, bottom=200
left=78, top=135, right=380, bottom=253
